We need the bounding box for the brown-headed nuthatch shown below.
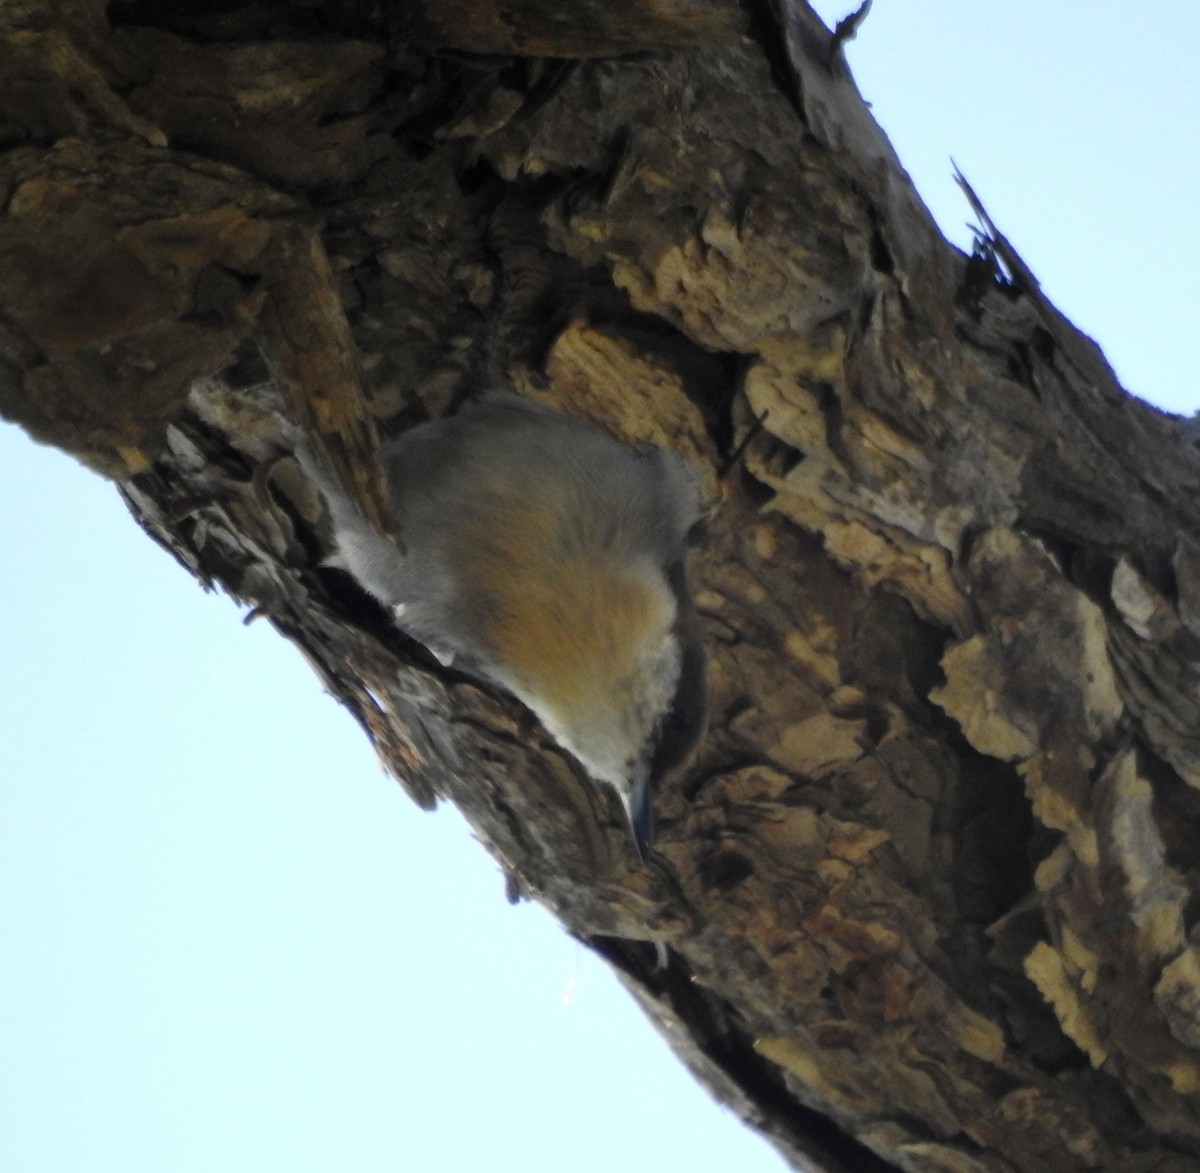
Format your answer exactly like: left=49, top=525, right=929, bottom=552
left=304, top=392, right=708, bottom=858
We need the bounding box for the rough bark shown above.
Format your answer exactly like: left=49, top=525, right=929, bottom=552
left=5, top=2, right=1200, bottom=1170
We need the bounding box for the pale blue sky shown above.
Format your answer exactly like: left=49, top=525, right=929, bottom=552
left=3, top=5, right=1198, bottom=1171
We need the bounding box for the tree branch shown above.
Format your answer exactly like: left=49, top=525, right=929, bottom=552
left=5, top=2, right=1200, bottom=1169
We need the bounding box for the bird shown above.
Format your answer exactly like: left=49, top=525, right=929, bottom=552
left=301, top=392, right=708, bottom=858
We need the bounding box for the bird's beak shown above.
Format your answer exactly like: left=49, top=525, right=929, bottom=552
left=623, top=768, right=654, bottom=862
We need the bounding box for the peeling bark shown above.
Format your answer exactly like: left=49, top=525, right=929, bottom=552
left=5, top=2, right=1200, bottom=1170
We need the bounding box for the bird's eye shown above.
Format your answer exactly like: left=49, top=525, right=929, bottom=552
left=663, top=702, right=700, bottom=735
left=648, top=686, right=708, bottom=782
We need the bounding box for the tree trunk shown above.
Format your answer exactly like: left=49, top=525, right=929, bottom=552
left=4, top=2, right=1200, bottom=1169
